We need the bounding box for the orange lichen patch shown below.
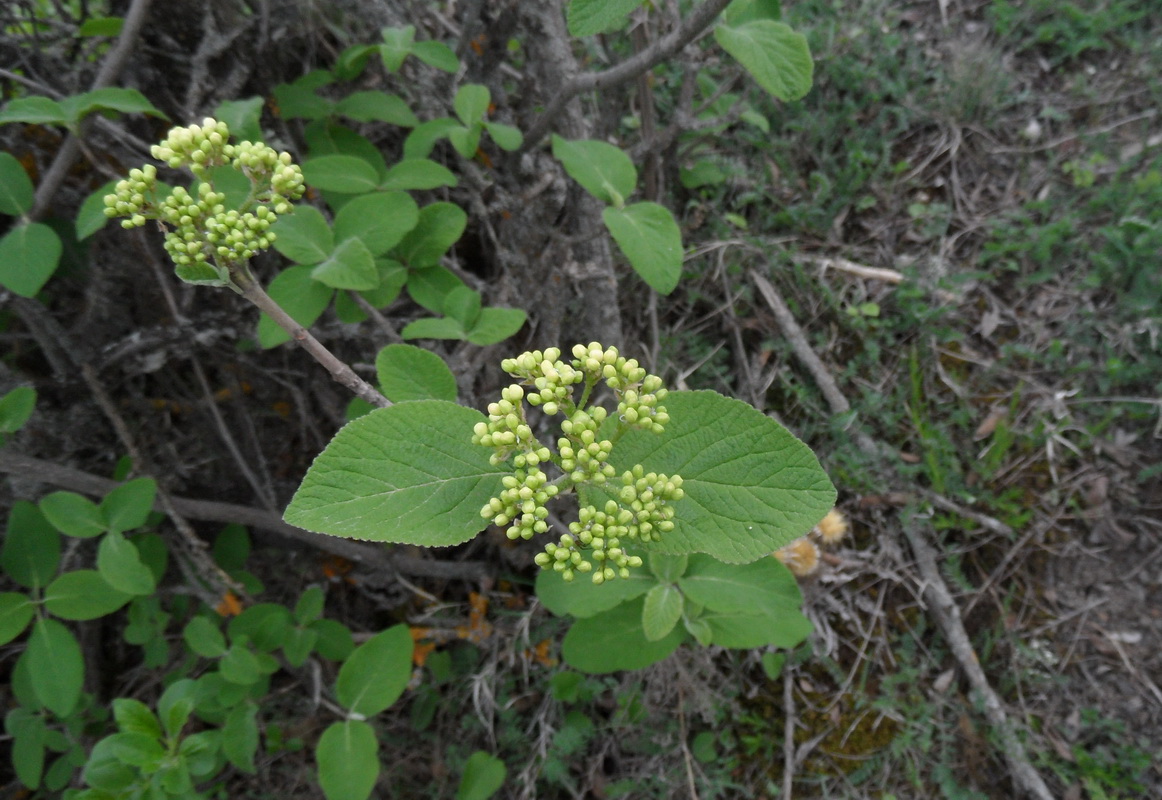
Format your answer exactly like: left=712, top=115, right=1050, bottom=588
left=815, top=509, right=849, bottom=545
left=212, top=381, right=252, bottom=403
left=215, top=591, right=243, bottom=616
left=470, top=34, right=486, bottom=55
left=271, top=400, right=292, bottom=418
left=455, top=591, right=493, bottom=644
left=774, top=538, right=820, bottom=577
left=520, top=638, right=557, bottom=668
left=410, top=627, right=438, bottom=667
left=475, top=148, right=494, bottom=169
left=321, top=555, right=356, bottom=584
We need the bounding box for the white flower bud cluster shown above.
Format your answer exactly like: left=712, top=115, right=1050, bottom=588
left=478, top=467, right=560, bottom=540
left=476, top=343, right=685, bottom=585
left=535, top=467, right=683, bottom=583
left=103, top=118, right=305, bottom=272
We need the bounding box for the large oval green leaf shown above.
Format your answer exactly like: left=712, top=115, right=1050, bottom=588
left=567, top=0, right=646, bottom=36
left=0, top=222, right=62, bottom=297
left=335, top=624, right=413, bottom=716
left=0, top=592, right=34, bottom=645
left=43, top=570, right=131, bottom=620
left=602, top=202, right=683, bottom=295
left=270, top=205, right=334, bottom=266
left=392, top=202, right=467, bottom=268
left=317, top=720, right=379, bottom=800
left=641, top=583, right=683, bottom=642
left=678, top=553, right=802, bottom=615
left=311, top=237, right=378, bottom=291
left=27, top=618, right=83, bottom=717
left=2, top=502, right=61, bottom=590
left=0, top=151, right=34, bottom=216
left=713, top=20, right=813, bottom=101
left=562, top=597, right=685, bottom=673
left=375, top=343, right=458, bottom=403
left=605, top=390, right=835, bottom=563
left=302, top=154, right=381, bottom=194
left=333, top=191, right=419, bottom=256
left=536, top=567, right=654, bottom=619
left=552, top=135, right=636, bottom=205
left=284, top=401, right=506, bottom=545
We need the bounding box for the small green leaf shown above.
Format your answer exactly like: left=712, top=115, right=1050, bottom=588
left=648, top=553, right=688, bottom=583
left=222, top=703, right=259, bottom=773
left=375, top=343, right=458, bottom=403
left=336, top=43, right=380, bottom=80
left=100, top=478, right=156, bottom=534
left=380, top=25, right=417, bottom=72
left=464, top=307, right=527, bottom=346
left=97, top=531, right=156, bottom=595
left=183, top=616, right=228, bottom=658
left=2, top=502, right=61, bottom=590
left=536, top=567, right=654, bottom=618
left=112, top=698, right=161, bottom=738
left=454, top=85, right=491, bottom=127
left=0, top=386, right=36, bottom=433
left=285, top=401, right=506, bottom=545
left=443, top=286, right=482, bottom=330
left=65, top=88, right=167, bottom=123
left=318, top=720, right=379, bottom=800
left=393, top=202, right=467, bottom=267
left=158, top=681, right=195, bottom=739
left=228, top=603, right=293, bottom=652
left=311, top=237, right=379, bottom=291
left=295, top=585, right=326, bottom=624
left=6, top=707, right=45, bottom=789
left=213, top=524, right=250, bottom=570
left=0, top=151, right=34, bottom=216
left=679, top=161, right=727, bottom=189
left=359, top=259, right=408, bottom=309
left=0, top=96, right=67, bottom=126
left=78, top=15, right=125, bottom=35
left=401, top=316, right=466, bottom=341
left=702, top=607, right=813, bottom=648
left=448, top=122, right=481, bottom=159
left=311, top=618, right=355, bottom=660
left=258, top=265, right=335, bottom=348
left=602, top=202, right=683, bottom=295
left=761, top=651, right=786, bottom=680
left=678, top=553, right=802, bottom=616
left=336, top=91, right=419, bottom=127
left=336, top=624, right=413, bottom=716
left=456, top=751, right=507, bottom=800
left=606, top=391, right=836, bottom=563
left=334, top=191, right=419, bottom=256
left=75, top=179, right=119, bottom=239
left=282, top=625, right=318, bottom=667
left=684, top=614, right=713, bottom=646
left=551, top=135, right=636, bottom=205
left=567, top=0, right=646, bottom=36
left=213, top=96, right=264, bottom=142
left=411, top=40, right=460, bottom=72
left=714, top=20, right=813, bottom=101
left=303, top=154, right=382, bottom=194
left=220, top=643, right=262, bottom=685
left=562, top=597, right=685, bottom=673
left=403, top=117, right=462, bottom=159
left=406, top=265, right=467, bottom=314
left=642, top=583, right=684, bottom=642
left=303, top=121, right=389, bottom=178
left=27, top=618, right=83, bottom=717
left=379, top=159, right=458, bottom=191
left=723, top=0, right=783, bottom=24
left=0, top=222, right=62, bottom=297
left=0, top=592, right=34, bottom=645
left=483, top=121, right=522, bottom=151
left=43, top=570, right=131, bottom=620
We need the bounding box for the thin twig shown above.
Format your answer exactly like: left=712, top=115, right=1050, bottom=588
left=782, top=660, right=796, bottom=800
left=520, top=0, right=733, bottom=150
left=229, top=266, right=391, bottom=408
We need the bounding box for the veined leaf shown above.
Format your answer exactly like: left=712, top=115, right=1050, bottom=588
left=602, top=202, right=683, bottom=295
left=317, top=720, right=378, bottom=800
left=642, top=583, right=684, bottom=641
left=375, top=343, right=458, bottom=403
left=0, top=222, right=62, bottom=297
left=562, top=597, right=685, bottom=673
left=604, top=390, right=835, bottom=563
left=567, top=0, right=646, bottom=37
left=335, top=624, right=413, bottom=716
left=714, top=20, right=813, bottom=101
left=284, top=401, right=507, bottom=546
left=552, top=135, right=636, bottom=205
